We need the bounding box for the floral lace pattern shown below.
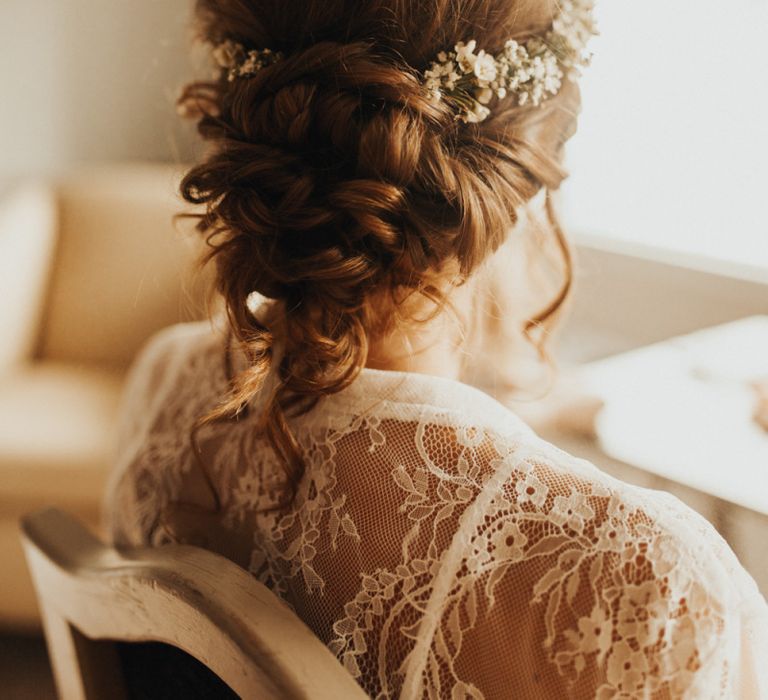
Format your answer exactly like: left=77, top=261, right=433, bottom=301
left=107, top=322, right=768, bottom=699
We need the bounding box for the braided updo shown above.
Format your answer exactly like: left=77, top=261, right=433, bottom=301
left=179, top=0, right=580, bottom=504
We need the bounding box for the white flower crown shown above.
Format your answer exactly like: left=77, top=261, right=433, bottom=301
left=211, top=0, right=597, bottom=123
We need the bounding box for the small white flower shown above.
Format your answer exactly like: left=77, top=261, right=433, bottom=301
left=616, top=581, right=669, bottom=647
left=455, top=40, right=478, bottom=73
left=239, top=54, right=259, bottom=76
left=550, top=492, right=595, bottom=533
left=233, top=472, right=261, bottom=509
left=474, top=102, right=491, bottom=120
left=572, top=604, right=612, bottom=658
left=473, top=51, right=498, bottom=83
left=463, top=101, right=491, bottom=123
left=594, top=520, right=624, bottom=552
left=490, top=519, right=528, bottom=562
left=211, top=42, right=282, bottom=81
left=418, top=0, right=596, bottom=121
left=517, top=471, right=548, bottom=508
left=212, top=39, right=241, bottom=69
left=475, top=87, right=494, bottom=104
left=531, top=56, right=547, bottom=80
left=606, top=640, right=650, bottom=693
left=457, top=39, right=477, bottom=53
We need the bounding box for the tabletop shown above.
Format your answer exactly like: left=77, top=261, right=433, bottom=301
left=578, top=316, right=768, bottom=515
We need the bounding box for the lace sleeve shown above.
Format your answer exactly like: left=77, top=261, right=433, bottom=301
left=442, top=470, right=768, bottom=698
left=383, top=429, right=768, bottom=699
left=103, top=326, right=183, bottom=546
left=103, top=322, right=227, bottom=547
left=100, top=340, right=768, bottom=698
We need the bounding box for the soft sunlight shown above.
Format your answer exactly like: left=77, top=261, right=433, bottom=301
left=562, top=0, right=768, bottom=271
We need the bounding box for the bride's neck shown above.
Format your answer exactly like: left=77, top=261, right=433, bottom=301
left=365, top=322, right=464, bottom=379
left=365, top=284, right=472, bottom=381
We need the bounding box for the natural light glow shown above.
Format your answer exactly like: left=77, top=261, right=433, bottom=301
left=561, top=0, right=768, bottom=270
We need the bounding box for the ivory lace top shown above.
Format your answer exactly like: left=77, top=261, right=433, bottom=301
left=106, top=321, right=768, bottom=699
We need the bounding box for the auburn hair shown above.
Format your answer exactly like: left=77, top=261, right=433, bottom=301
left=178, top=0, right=580, bottom=506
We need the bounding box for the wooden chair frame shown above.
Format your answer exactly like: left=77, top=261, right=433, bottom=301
left=20, top=508, right=367, bottom=699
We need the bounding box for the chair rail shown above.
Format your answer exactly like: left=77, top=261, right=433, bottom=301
left=21, top=508, right=367, bottom=700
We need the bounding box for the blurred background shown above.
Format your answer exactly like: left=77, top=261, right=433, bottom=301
left=0, top=0, right=198, bottom=183
left=1, top=0, right=766, bottom=696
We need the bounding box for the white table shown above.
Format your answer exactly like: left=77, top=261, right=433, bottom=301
left=579, top=316, right=768, bottom=516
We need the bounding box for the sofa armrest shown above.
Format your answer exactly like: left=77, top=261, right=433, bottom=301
left=0, top=183, right=57, bottom=375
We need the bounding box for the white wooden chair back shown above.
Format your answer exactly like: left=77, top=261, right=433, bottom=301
left=20, top=508, right=367, bottom=699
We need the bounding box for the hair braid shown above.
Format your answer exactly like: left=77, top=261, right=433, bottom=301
left=180, top=0, right=580, bottom=509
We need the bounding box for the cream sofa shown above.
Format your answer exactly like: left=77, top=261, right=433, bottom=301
left=0, top=164, right=208, bottom=629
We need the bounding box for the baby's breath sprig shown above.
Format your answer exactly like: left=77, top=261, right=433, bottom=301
left=423, top=0, right=596, bottom=122
left=208, top=0, right=595, bottom=123
left=212, top=39, right=283, bottom=82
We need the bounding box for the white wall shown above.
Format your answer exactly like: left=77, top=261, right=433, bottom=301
left=561, top=0, right=768, bottom=270
left=3, top=0, right=765, bottom=362
left=559, top=239, right=768, bottom=364
left=0, top=0, right=199, bottom=184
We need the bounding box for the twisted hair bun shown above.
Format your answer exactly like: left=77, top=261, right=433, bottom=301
left=179, top=0, right=579, bottom=501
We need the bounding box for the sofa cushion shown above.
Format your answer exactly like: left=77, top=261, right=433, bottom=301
left=37, top=164, right=208, bottom=371
left=0, top=362, right=124, bottom=512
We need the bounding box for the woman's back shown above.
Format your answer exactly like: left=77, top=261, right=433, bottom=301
left=107, top=321, right=768, bottom=698
left=107, top=1, right=768, bottom=694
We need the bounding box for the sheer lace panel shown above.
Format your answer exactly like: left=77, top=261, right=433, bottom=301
left=106, top=322, right=768, bottom=699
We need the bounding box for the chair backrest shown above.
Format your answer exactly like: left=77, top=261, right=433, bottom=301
left=20, top=508, right=367, bottom=700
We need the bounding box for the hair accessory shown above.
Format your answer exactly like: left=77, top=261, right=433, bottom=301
left=212, top=41, right=283, bottom=81
left=210, top=0, right=596, bottom=122
left=424, top=0, right=597, bottom=122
